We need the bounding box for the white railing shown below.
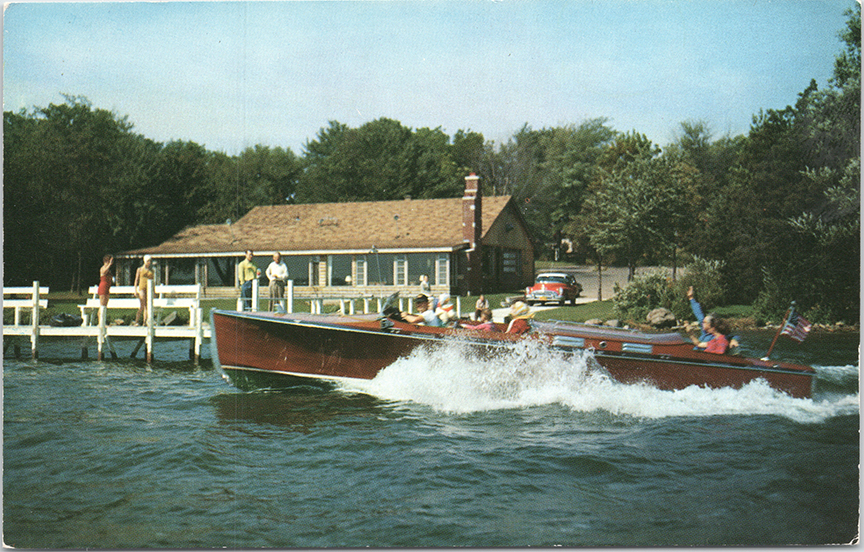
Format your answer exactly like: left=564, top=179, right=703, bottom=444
left=79, top=284, right=202, bottom=326
left=3, top=282, right=49, bottom=326
left=236, top=280, right=462, bottom=317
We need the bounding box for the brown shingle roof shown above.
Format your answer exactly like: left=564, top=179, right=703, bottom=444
left=124, top=196, right=514, bottom=256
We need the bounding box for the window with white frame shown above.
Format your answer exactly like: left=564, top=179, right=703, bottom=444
left=435, top=254, right=449, bottom=287
left=394, top=255, right=408, bottom=286
left=355, top=256, right=367, bottom=286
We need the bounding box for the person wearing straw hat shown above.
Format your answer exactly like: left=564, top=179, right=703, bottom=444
left=506, top=301, right=533, bottom=334
left=436, top=293, right=455, bottom=324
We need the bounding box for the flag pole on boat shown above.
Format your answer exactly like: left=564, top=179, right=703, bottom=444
left=763, top=301, right=813, bottom=360
left=763, top=302, right=794, bottom=360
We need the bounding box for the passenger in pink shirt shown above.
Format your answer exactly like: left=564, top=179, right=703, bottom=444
left=692, top=314, right=731, bottom=354
left=462, top=308, right=498, bottom=331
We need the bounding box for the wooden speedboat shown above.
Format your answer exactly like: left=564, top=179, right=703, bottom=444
left=210, top=307, right=816, bottom=398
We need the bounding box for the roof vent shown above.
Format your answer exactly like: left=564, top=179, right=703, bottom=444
left=318, top=216, right=339, bottom=227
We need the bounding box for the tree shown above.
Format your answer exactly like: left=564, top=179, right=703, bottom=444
left=573, top=133, right=691, bottom=282
left=27, top=96, right=142, bottom=291
left=4, top=110, right=51, bottom=286
left=743, top=5, right=860, bottom=317
left=539, top=120, right=617, bottom=254
left=295, top=118, right=471, bottom=204
left=478, top=121, right=617, bottom=257
left=832, top=4, right=861, bottom=90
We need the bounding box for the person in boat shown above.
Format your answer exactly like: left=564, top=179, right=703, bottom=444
left=400, top=294, right=444, bottom=327
left=688, top=286, right=737, bottom=353
left=692, top=315, right=732, bottom=354
left=462, top=308, right=497, bottom=331
left=436, top=293, right=456, bottom=324
left=506, top=301, right=533, bottom=334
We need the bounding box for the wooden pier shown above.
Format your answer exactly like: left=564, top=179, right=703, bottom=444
left=3, top=280, right=462, bottom=362
left=3, top=281, right=207, bottom=362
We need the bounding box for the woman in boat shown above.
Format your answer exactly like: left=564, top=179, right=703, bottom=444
left=506, top=301, right=533, bottom=334
left=462, top=308, right=497, bottom=331
left=688, top=286, right=739, bottom=352
left=692, top=315, right=731, bottom=354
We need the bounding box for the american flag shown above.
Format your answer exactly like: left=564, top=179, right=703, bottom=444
left=781, top=310, right=812, bottom=342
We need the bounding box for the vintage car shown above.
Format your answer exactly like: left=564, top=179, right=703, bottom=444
left=524, top=272, right=582, bottom=305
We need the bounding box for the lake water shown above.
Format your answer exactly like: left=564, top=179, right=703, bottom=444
left=3, top=330, right=859, bottom=547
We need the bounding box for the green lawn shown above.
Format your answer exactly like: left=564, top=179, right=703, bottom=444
left=532, top=300, right=615, bottom=323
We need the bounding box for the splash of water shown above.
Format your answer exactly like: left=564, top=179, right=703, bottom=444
left=339, top=340, right=858, bottom=423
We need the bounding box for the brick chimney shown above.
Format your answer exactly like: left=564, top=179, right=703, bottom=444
left=462, top=173, right=482, bottom=294
left=462, top=173, right=482, bottom=247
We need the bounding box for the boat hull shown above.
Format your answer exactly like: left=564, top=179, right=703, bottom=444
left=210, top=310, right=815, bottom=398
left=593, top=351, right=813, bottom=398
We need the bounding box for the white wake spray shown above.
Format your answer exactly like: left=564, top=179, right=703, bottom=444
left=338, top=340, right=858, bottom=423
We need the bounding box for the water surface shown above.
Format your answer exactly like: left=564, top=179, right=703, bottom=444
left=4, top=331, right=859, bottom=547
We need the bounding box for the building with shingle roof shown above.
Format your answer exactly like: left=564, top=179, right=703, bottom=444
left=118, top=175, right=534, bottom=297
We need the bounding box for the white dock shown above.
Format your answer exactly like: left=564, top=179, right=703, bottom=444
left=3, top=281, right=207, bottom=362
left=3, top=280, right=460, bottom=362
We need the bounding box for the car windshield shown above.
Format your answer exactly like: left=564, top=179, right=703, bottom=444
left=536, top=275, right=567, bottom=284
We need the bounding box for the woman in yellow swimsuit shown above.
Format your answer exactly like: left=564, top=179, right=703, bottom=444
left=133, top=255, right=154, bottom=325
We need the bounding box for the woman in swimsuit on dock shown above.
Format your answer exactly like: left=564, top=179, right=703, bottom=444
left=133, top=255, right=154, bottom=326
left=98, top=254, right=114, bottom=307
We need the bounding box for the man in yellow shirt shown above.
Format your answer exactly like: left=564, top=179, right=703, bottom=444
left=238, top=250, right=258, bottom=311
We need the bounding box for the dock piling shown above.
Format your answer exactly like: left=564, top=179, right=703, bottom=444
left=30, top=281, right=41, bottom=360
left=97, top=305, right=106, bottom=360
left=146, top=279, right=155, bottom=362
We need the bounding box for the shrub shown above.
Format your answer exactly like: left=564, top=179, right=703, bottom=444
left=613, top=258, right=726, bottom=323
left=612, top=270, right=674, bottom=322
left=667, top=257, right=725, bottom=320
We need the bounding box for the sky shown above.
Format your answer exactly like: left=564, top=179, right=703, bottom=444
left=3, top=0, right=855, bottom=156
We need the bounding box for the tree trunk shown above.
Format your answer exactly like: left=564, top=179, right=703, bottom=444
left=596, top=252, right=603, bottom=301
left=672, top=243, right=677, bottom=281
left=73, top=250, right=83, bottom=294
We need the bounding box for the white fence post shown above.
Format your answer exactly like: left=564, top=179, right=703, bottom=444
left=146, top=279, right=155, bottom=362
left=194, top=307, right=203, bottom=362
left=286, top=280, right=294, bottom=313
left=30, top=281, right=41, bottom=359
left=97, top=305, right=107, bottom=360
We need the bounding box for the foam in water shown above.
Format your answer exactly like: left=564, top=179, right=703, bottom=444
left=339, top=340, right=859, bottom=423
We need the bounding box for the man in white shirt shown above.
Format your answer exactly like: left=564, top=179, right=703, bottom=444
left=266, top=252, right=289, bottom=311
left=400, top=294, right=443, bottom=327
